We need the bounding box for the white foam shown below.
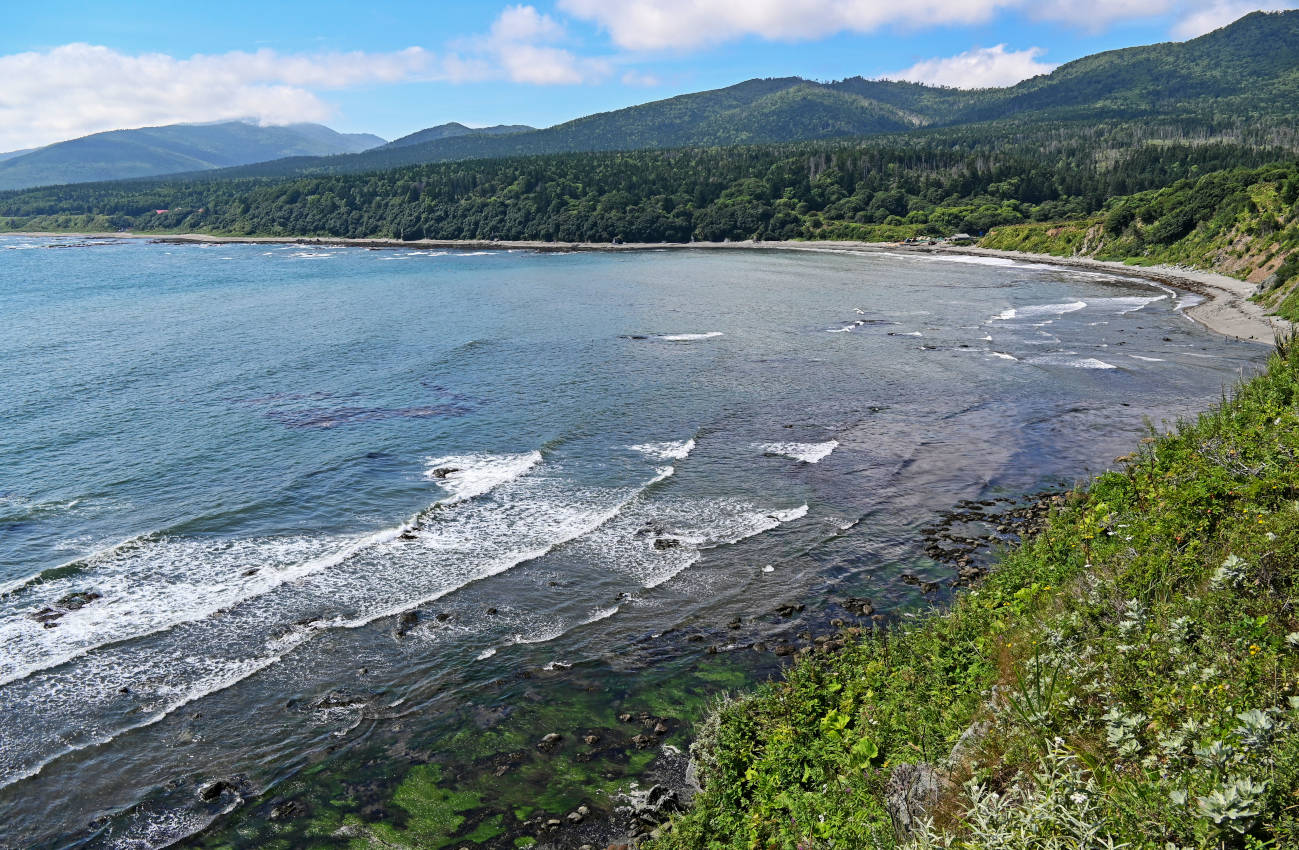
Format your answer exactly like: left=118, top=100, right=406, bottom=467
left=424, top=452, right=542, bottom=503
left=991, top=301, right=1087, bottom=322
left=898, top=331, right=923, bottom=337
left=989, top=352, right=1019, bottom=361
left=1089, top=295, right=1167, bottom=314
left=0, top=628, right=309, bottom=789
left=475, top=647, right=497, bottom=661
left=629, top=439, right=695, bottom=461
left=581, top=605, right=620, bottom=625
left=1029, top=355, right=1118, bottom=370
left=769, top=505, right=809, bottom=523
left=1129, top=354, right=1166, bottom=362
left=924, top=255, right=1016, bottom=266
left=760, top=441, right=838, bottom=464
left=659, top=332, right=724, bottom=341
left=0, top=454, right=680, bottom=787
left=0, top=531, right=392, bottom=688
left=826, top=327, right=853, bottom=333
left=762, top=565, right=775, bottom=573
left=509, top=624, right=568, bottom=646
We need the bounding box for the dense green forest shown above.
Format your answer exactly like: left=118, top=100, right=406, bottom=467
left=1, top=126, right=1293, bottom=244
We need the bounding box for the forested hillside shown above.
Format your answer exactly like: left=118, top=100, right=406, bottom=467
left=379, top=123, right=535, bottom=151
left=981, top=165, right=1299, bottom=319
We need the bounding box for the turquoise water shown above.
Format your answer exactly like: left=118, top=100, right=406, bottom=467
left=0, top=236, right=1264, bottom=848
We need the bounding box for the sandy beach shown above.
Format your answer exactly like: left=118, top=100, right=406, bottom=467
left=10, top=231, right=1291, bottom=344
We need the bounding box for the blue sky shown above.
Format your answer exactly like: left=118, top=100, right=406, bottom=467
left=1, top=0, right=1294, bottom=150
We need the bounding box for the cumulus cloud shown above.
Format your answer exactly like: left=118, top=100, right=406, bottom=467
left=0, top=44, right=428, bottom=150
left=444, top=4, right=611, bottom=85
left=557, top=0, right=1007, bottom=50
left=0, top=5, right=614, bottom=151
left=557, top=0, right=1293, bottom=49
left=1171, top=0, right=1296, bottom=35
left=887, top=44, right=1057, bottom=88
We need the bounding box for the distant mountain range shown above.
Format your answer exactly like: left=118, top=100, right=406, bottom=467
left=379, top=123, right=535, bottom=150
left=0, top=122, right=386, bottom=191
left=3, top=10, right=1297, bottom=192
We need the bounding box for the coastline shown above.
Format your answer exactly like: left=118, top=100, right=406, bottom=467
left=8, top=230, right=1291, bottom=344
left=4, top=231, right=1288, bottom=848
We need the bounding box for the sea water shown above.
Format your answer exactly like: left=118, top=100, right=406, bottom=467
left=0, top=236, right=1264, bottom=848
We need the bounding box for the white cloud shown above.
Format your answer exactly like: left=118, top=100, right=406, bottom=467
left=492, top=4, right=569, bottom=42
left=886, top=44, right=1058, bottom=88
left=0, top=5, right=612, bottom=151
left=557, top=0, right=1293, bottom=49
left=557, top=0, right=1011, bottom=50
left=0, top=44, right=437, bottom=150
left=1171, top=0, right=1296, bottom=36
left=446, top=4, right=611, bottom=86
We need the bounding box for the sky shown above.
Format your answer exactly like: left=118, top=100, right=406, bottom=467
left=2, top=0, right=1296, bottom=151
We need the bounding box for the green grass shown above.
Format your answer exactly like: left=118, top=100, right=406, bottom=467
left=653, top=337, right=1299, bottom=849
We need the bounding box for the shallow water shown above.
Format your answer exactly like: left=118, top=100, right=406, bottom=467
left=0, top=236, right=1264, bottom=848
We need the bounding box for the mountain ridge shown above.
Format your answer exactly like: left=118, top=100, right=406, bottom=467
left=191, top=10, right=1299, bottom=183
left=380, top=123, right=536, bottom=150
left=0, top=121, right=386, bottom=191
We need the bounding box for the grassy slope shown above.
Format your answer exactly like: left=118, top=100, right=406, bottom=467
left=655, top=340, right=1299, bottom=849
left=979, top=165, right=1299, bottom=322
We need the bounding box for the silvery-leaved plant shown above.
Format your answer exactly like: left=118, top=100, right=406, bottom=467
left=1196, top=776, right=1268, bottom=834
left=1210, top=555, right=1247, bottom=589
left=1157, top=726, right=1191, bottom=758
left=1233, top=708, right=1276, bottom=751
left=910, top=744, right=1127, bottom=850
left=1103, top=708, right=1145, bottom=759
left=1117, top=599, right=1145, bottom=635
left=1194, top=739, right=1236, bottom=771
left=1285, top=631, right=1299, bottom=649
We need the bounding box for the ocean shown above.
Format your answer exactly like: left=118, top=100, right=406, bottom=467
left=0, top=235, right=1265, bottom=848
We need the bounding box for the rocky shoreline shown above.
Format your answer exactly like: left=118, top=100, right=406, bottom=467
left=491, top=489, right=1067, bottom=850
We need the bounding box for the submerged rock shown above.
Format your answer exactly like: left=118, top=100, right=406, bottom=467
left=198, top=779, right=237, bottom=802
